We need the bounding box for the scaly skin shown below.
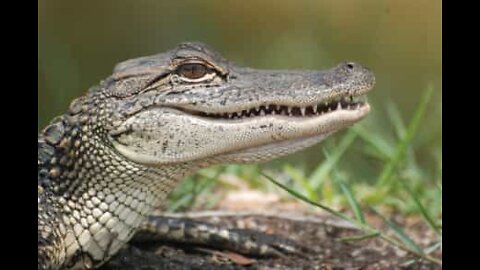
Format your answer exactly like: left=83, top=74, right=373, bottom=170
left=38, top=42, right=375, bottom=269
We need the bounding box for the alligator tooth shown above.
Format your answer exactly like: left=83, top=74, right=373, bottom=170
left=274, top=106, right=281, bottom=114
left=328, top=107, right=332, bottom=112
left=300, top=107, right=306, bottom=116
left=337, top=102, right=342, bottom=110
left=312, top=106, right=317, bottom=114
left=260, top=110, right=265, bottom=116
left=287, top=107, right=292, bottom=115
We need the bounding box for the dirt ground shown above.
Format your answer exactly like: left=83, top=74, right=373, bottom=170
left=102, top=190, right=441, bottom=270
left=103, top=213, right=440, bottom=269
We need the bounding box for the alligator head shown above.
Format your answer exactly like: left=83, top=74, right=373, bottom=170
left=96, top=42, right=375, bottom=166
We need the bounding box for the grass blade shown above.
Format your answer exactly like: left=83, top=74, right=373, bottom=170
left=283, top=164, right=317, bottom=201
left=309, top=131, right=358, bottom=189
left=340, top=232, right=380, bottom=242
left=335, top=176, right=365, bottom=224
left=401, top=181, right=441, bottom=236
left=385, top=100, right=407, bottom=139
left=262, top=172, right=351, bottom=221
left=352, top=124, right=394, bottom=159
left=401, top=241, right=442, bottom=267
left=370, top=207, right=424, bottom=254
left=377, top=85, right=434, bottom=187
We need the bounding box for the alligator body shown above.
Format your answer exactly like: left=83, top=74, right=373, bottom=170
left=38, top=42, right=375, bottom=269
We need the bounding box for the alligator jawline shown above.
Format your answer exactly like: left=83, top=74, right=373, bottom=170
left=181, top=95, right=368, bottom=120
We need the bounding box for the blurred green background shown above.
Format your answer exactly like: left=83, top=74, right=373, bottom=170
left=38, top=0, right=441, bottom=209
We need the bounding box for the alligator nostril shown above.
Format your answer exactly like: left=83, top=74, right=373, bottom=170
left=346, top=63, right=354, bottom=69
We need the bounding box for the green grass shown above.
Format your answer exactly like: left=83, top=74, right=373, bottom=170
left=167, top=85, right=442, bottom=265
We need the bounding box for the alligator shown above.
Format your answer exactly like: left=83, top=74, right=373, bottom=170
left=38, top=42, right=375, bottom=269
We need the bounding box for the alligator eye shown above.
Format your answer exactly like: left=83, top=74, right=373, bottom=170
left=177, top=63, right=208, bottom=79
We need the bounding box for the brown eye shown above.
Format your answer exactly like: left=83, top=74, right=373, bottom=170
left=177, top=63, right=208, bottom=79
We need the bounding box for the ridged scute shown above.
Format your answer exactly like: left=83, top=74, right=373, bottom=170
left=43, top=120, right=66, bottom=145
left=38, top=135, right=56, bottom=187
left=38, top=139, right=55, bottom=166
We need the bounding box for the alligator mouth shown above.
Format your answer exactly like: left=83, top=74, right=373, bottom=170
left=187, top=95, right=368, bottom=120
left=112, top=93, right=371, bottom=165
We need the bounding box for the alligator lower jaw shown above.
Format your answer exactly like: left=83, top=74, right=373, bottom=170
left=179, top=95, right=369, bottom=121
left=211, top=132, right=332, bottom=164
